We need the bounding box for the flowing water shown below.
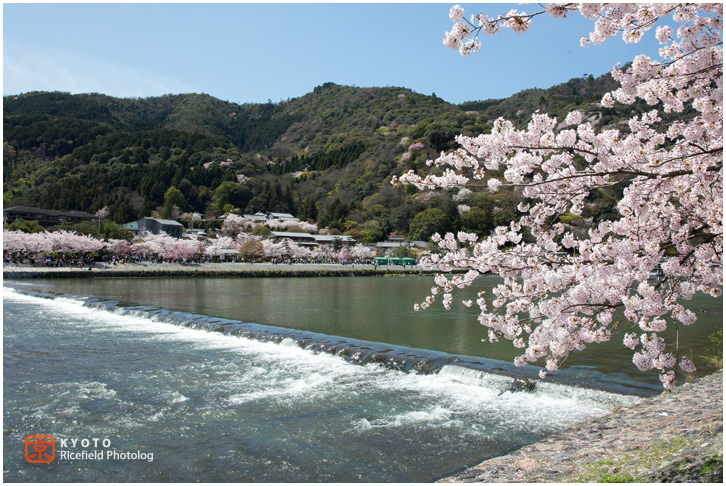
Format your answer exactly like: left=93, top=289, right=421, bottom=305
left=3, top=275, right=722, bottom=482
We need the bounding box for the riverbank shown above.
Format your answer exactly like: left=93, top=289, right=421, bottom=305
left=2, top=261, right=435, bottom=279
left=441, top=370, right=723, bottom=483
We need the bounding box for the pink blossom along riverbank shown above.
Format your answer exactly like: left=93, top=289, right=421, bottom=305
left=2, top=261, right=430, bottom=279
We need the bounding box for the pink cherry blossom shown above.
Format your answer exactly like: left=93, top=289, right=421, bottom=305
left=221, top=214, right=318, bottom=237
left=349, top=243, right=376, bottom=260
left=395, top=3, right=723, bottom=389
left=312, top=244, right=336, bottom=261
left=205, top=236, right=235, bottom=258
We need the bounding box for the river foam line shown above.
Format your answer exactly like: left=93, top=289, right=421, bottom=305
left=4, top=283, right=647, bottom=412
left=3, top=296, right=637, bottom=434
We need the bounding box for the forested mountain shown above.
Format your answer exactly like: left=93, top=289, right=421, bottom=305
left=3, top=72, right=641, bottom=242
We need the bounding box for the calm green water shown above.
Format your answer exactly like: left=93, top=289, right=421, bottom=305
left=26, top=275, right=724, bottom=389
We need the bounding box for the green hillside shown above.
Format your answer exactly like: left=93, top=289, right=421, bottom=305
left=3, top=73, right=638, bottom=242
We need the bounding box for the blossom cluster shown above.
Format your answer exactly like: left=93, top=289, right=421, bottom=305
left=3, top=230, right=105, bottom=256
left=396, top=3, right=723, bottom=388
left=4, top=229, right=375, bottom=264
left=115, top=231, right=205, bottom=260
left=258, top=238, right=372, bottom=261
left=220, top=213, right=318, bottom=236
left=203, top=158, right=234, bottom=170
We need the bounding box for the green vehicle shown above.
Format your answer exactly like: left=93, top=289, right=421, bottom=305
left=374, top=257, right=416, bottom=266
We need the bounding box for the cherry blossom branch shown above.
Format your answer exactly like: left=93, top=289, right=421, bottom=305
left=401, top=3, right=722, bottom=389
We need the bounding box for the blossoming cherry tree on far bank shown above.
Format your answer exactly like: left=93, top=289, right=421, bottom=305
left=393, top=3, right=722, bottom=389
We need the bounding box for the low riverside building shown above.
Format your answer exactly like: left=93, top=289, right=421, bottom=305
left=270, top=231, right=356, bottom=247
left=313, top=234, right=356, bottom=246
left=122, top=221, right=139, bottom=236
left=218, top=248, right=241, bottom=261
left=136, top=217, right=184, bottom=238
left=242, top=212, right=268, bottom=222
left=3, top=205, right=97, bottom=227
left=268, top=212, right=298, bottom=222
left=243, top=212, right=301, bottom=223
left=270, top=231, right=317, bottom=246
left=183, top=228, right=207, bottom=239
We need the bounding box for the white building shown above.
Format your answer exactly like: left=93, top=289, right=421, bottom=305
left=269, top=231, right=355, bottom=247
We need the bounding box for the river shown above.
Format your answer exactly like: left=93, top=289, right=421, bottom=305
left=3, top=275, right=721, bottom=482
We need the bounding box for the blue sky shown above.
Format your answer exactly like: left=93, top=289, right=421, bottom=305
left=3, top=2, right=667, bottom=105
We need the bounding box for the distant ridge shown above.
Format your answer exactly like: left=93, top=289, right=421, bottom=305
left=4, top=71, right=657, bottom=241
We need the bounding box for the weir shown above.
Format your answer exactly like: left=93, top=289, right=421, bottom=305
left=10, top=285, right=657, bottom=396
left=81, top=297, right=516, bottom=377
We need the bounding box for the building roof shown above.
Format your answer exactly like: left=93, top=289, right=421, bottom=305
left=269, top=232, right=356, bottom=245
left=271, top=231, right=315, bottom=239
left=139, top=217, right=183, bottom=227
left=4, top=205, right=45, bottom=214
left=155, top=219, right=184, bottom=227
left=269, top=212, right=297, bottom=220
left=376, top=240, right=428, bottom=248
left=4, top=205, right=96, bottom=219
left=313, top=234, right=356, bottom=243
left=376, top=242, right=403, bottom=248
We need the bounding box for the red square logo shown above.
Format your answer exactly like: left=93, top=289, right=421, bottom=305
left=25, top=435, right=55, bottom=463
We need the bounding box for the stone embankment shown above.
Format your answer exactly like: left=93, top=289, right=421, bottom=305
left=2, top=262, right=431, bottom=279
left=441, top=370, right=723, bottom=483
